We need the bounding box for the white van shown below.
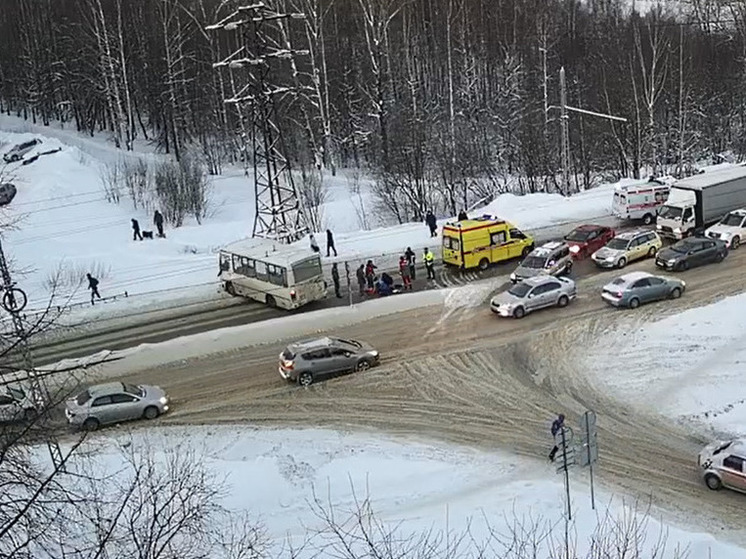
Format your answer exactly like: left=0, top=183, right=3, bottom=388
left=612, top=177, right=674, bottom=225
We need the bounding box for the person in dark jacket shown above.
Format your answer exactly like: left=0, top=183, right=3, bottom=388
left=425, top=211, right=437, bottom=237
left=87, top=273, right=101, bottom=305
left=365, top=260, right=377, bottom=289
left=154, top=210, right=165, bottom=238
left=326, top=229, right=337, bottom=257
left=131, top=218, right=142, bottom=241
left=331, top=263, right=342, bottom=298
left=405, top=247, right=416, bottom=280
left=458, top=209, right=468, bottom=221
left=548, top=414, right=566, bottom=462
left=356, top=264, right=366, bottom=296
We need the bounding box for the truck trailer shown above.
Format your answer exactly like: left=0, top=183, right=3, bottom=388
left=656, top=165, right=746, bottom=240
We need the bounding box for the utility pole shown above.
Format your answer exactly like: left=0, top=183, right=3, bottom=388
left=0, top=237, right=64, bottom=470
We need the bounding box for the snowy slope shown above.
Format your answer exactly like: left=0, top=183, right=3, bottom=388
left=78, top=426, right=745, bottom=558
left=583, top=292, right=746, bottom=438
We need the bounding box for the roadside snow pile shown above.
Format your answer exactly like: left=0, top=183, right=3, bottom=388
left=66, top=426, right=745, bottom=558
left=583, top=292, right=746, bottom=437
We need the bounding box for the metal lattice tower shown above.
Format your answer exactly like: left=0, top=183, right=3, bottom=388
left=208, top=3, right=309, bottom=244
left=0, top=238, right=64, bottom=470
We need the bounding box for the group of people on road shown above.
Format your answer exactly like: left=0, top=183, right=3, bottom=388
left=130, top=210, right=166, bottom=241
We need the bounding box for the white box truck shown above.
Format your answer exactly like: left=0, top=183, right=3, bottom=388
left=656, top=165, right=746, bottom=240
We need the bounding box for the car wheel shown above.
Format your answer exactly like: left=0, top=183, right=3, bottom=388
left=513, top=306, right=526, bottom=319
left=298, top=372, right=314, bottom=387
left=617, top=257, right=627, bottom=269
left=670, top=287, right=682, bottom=299
left=628, top=297, right=640, bottom=309
left=266, top=294, right=277, bottom=308
left=355, top=360, right=371, bottom=372
left=82, top=417, right=100, bottom=431
left=732, top=236, right=740, bottom=250
left=564, top=261, right=573, bottom=275
left=705, top=474, right=722, bottom=491
left=642, top=213, right=654, bottom=225
left=522, top=246, right=533, bottom=258
left=647, top=246, right=657, bottom=257
left=225, top=281, right=236, bottom=296
left=557, top=295, right=569, bottom=308
left=478, top=258, right=490, bottom=271
left=143, top=406, right=160, bottom=420
left=715, top=251, right=726, bottom=262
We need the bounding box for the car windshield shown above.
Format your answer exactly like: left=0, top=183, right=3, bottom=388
left=76, top=390, right=91, bottom=405
left=521, top=256, right=546, bottom=269
left=669, top=241, right=694, bottom=254
left=508, top=283, right=531, bottom=297
left=713, top=441, right=733, bottom=455
left=565, top=229, right=593, bottom=242
left=122, top=383, right=144, bottom=397
left=336, top=338, right=361, bottom=348
left=659, top=205, right=683, bottom=219
left=7, top=387, right=25, bottom=401
left=606, top=238, right=629, bottom=250
left=611, top=278, right=627, bottom=286
left=720, top=213, right=745, bottom=227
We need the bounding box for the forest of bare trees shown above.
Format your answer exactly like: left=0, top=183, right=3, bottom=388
left=1, top=0, right=745, bottom=221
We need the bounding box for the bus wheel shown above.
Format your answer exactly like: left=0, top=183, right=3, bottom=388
left=225, top=282, right=236, bottom=296
left=266, top=294, right=277, bottom=308
left=478, top=258, right=490, bottom=271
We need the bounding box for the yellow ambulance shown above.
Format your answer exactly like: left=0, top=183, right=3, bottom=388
left=442, top=215, right=534, bottom=270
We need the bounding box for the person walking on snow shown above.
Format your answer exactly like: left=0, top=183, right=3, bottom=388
left=87, top=273, right=101, bottom=305
left=356, top=264, right=366, bottom=296
left=423, top=248, right=435, bottom=280
left=331, top=263, right=342, bottom=298
left=399, top=256, right=412, bottom=290
left=365, top=260, right=377, bottom=290
left=548, top=414, right=566, bottom=462
left=154, top=210, right=165, bottom=238
left=425, top=210, right=437, bottom=237
left=131, top=218, right=142, bottom=241
left=405, top=247, right=416, bottom=280
left=326, top=229, right=337, bottom=257
left=309, top=234, right=320, bottom=253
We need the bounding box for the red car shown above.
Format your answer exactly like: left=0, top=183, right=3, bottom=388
left=563, top=224, right=615, bottom=259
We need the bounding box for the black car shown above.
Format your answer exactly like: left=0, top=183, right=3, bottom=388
left=655, top=237, right=728, bottom=271
left=0, top=183, right=17, bottom=206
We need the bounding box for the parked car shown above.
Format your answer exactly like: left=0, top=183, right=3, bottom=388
left=655, top=237, right=728, bottom=271
left=3, top=138, right=41, bottom=162
left=65, top=382, right=170, bottom=431
left=591, top=230, right=662, bottom=269
left=490, top=275, right=577, bottom=319
left=698, top=439, right=746, bottom=493
left=563, top=224, right=616, bottom=259
left=600, top=271, right=685, bottom=309
left=705, top=208, right=746, bottom=249
left=279, top=337, right=380, bottom=386
left=510, top=241, right=573, bottom=283
left=0, top=183, right=17, bottom=206
left=0, top=386, right=37, bottom=423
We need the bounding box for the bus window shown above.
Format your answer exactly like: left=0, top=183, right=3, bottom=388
left=241, top=257, right=256, bottom=278
left=256, top=261, right=269, bottom=282
left=268, top=264, right=287, bottom=287
left=232, top=254, right=242, bottom=273
left=292, top=257, right=322, bottom=283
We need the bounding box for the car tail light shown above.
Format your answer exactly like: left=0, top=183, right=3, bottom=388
left=290, top=290, right=296, bottom=300
left=282, top=360, right=294, bottom=370
left=615, top=291, right=623, bottom=298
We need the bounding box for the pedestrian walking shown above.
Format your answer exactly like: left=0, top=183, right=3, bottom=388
left=331, top=263, right=342, bottom=298
left=548, top=414, right=566, bottom=462
left=399, top=256, right=412, bottom=290
left=425, top=210, right=437, bottom=237
left=131, top=218, right=142, bottom=241
left=87, top=273, right=101, bottom=305
left=154, top=210, right=165, bottom=238
left=423, top=248, right=435, bottom=280
left=458, top=209, right=468, bottom=221
left=326, top=229, right=337, bottom=257
left=365, top=259, right=377, bottom=290
left=356, top=264, right=366, bottom=296
left=310, top=233, right=320, bottom=253
left=405, top=246, right=416, bottom=280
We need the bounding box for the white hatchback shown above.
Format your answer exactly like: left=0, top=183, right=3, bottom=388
left=698, top=439, right=746, bottom=493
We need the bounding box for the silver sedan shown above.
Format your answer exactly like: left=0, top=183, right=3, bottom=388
left=490, top=275, right=577, bottom=319
left=601, top=271, right=685, bottom=309
left=66, top=382, right=170, bottom=431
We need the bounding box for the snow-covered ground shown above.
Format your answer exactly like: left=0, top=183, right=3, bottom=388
left=0, top=121, right=618, bottom=321
left=76, top=426, right=744, bottom=558
left=584, top=292, right=746, bottom=439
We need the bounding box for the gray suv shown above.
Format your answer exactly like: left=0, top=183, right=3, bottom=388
left=279, top=337, right=380, bottom=386
left=510, top=241, right=573, bottom=283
